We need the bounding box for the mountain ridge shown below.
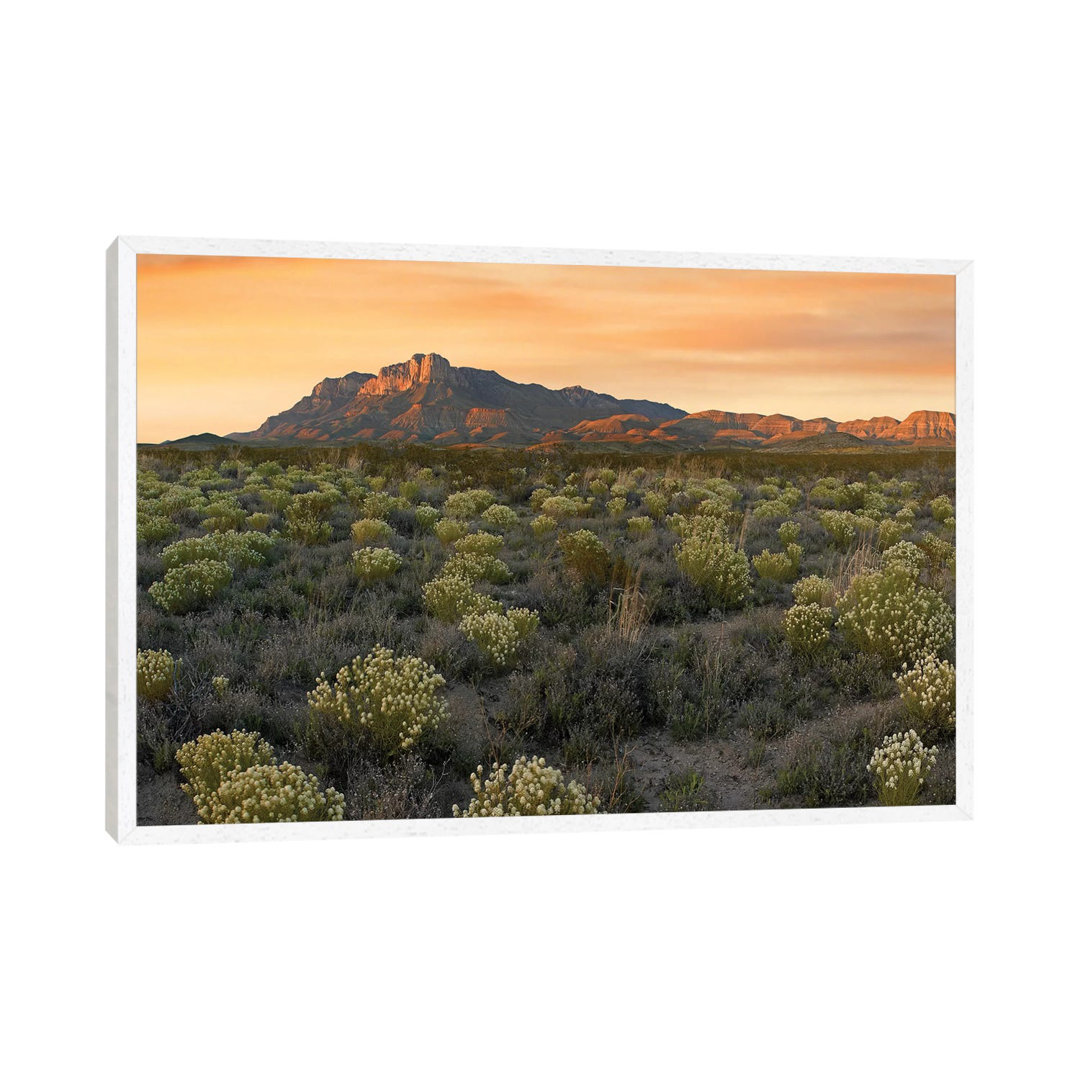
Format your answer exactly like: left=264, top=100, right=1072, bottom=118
left=206, top=352, right=955, bottom=449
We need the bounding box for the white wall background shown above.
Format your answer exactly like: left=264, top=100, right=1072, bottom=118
left=3, top=2, right=1074, bottom=1076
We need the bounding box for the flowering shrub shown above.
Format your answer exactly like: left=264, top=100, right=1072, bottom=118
left=920, top=533, right=956, bottom=575
left=422, top=574, right=499, bottom=623
left=201, top=499, right=247, bottom=533
left=246, top=512, right=272, bottom=531
left=753, top=545, right=800, bottom=582
left=352, top=546, right=403, bottom=585
left=607, top=497, right=627, bottom=517
left=481, top=503, right=518, bottom=531
left=212, top=675, right=229, bottom=698
left=442, top=551, right=512, bottom=584
left=137, top=648, right=176, bottom=701
left=414, top=504, right=440, bottom=533
left=176, top=730, right=344, bottom=824
left=627, top=516, right=654, bottom=536
left=881, top=540, right=928, bottom=575
left=753, top=499, right=790, bottom=521
left=149, top=559, right=233, bottom=614
left=351, top=518, right=393, bottom=545
left=454, top=532, right=504, bottom=557
left=162, top=530, right=274, bottom=570
left=361, top=491, right=403, bottom=520
left=458, top=606, right=539, bottom=668
left=307, top=645, right=449, bottom=758
left=643, top=491, right=668, bottom=520
left=558, top=529, right=611, bottom=586
left=792, top=574, right=835, bottom=607
left=820, top=509, right=857, bottom=546
left=666, top=513, right=690, bottom=537
left=777, top=520, right=801, bottom=546
left=674, top=522, right=750, bottom=609
left=453, top=756, right=600, bottom=817
left=137, top=514, right=179, bottom=545
left=783, top=602, right=834, bottom=655
left=434, top=519, right=469, bottom=545
left=930, top=495, right=954, bottom=523
left=894, top=654, right=956, bottom=730
left=541, top=495, right=590, bottom=520
left=443, top=488, right=496, bottom=520
left=867, top=729, right=938, bottom=806
left=877, top=518, right=912, bottom=551
left=895, top=505, right=916, bottom=527
left=284, top=495, right=332, bottom=545
left=837, top=564, right=954, bottom=665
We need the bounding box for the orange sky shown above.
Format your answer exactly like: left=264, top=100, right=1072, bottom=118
left=137, top=255, right=955, bottom=443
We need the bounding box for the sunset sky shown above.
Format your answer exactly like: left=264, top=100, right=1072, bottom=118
left=137, top=255, right=955, bottom=443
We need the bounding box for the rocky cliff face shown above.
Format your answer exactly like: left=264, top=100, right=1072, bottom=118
left=224, top=353, right=955, bottom=449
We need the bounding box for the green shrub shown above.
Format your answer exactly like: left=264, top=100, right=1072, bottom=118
left=148, top=559, right=233, bottom=614
left=820, top=509, right=857, bottom=546
left=414, top=504, right=440, bottom=533
left=782, top=603, right=834, bottom=655
left=458, top=606, right=539, bottom=668
left=212, top=675, right=229, bottom=698
left=867, top=729, right=938, bottom=806
left=541, top=494, right=590, bottom=520
left=308, top=645, right=449, bottom=759
left=284, top=491, right=334, bottom=544
left=201, top=499, right=247, bottom=532
left=930, top=495, right=954, bottom=523
left=137, top=648, right=176, bottom=702
left=531, top=514, right=558, bottom=537
left=792, top=574, right=835, bottom=606
left=753, top=544, right=801, bottom=582
left=643, top=491, right=668, bottom=520
left=361, top=491, right=403, bottom=520
left=351, top=518, right=393, bottom=545
left=137, top=514, right=179, bottom=545
left=246, top=512, right=272, bottom=531
left=443, top=488, right=496, bottom=520
left=607, top=497, right=627, bottom=517
left=434, top=519, right=469, bottom=545
left=442, top=551, right=512, bottom=584
left=453, top=756, right=599, bottom=817
left=454, top=532, right=504, bottom=557
left=558, top=529, right=611, bottom=587
left=837, top=564, right=954, bottom=665
left=658, top=769, right=710, bottom=812
left=162, top=530, right=274, bottom=570
left=481, top=503, right=518, bottom=531
left=177, top=730, right=344, bottom=824
left=882, top=541, right=928, bottom=575
left=674, top=522, right=750, bottom=609
left=752, top=499, right=790, bottom=521
left=352, top=546, right=403, bottom=585
left=777, top=520, right=801, bottom=546
left=877, top=518, right=912, bottom=550
left=894, top=654, right=956, bottom=730
left=422, top=574, right=499, bottom=623
left=627, top=516, right=654, bottom=536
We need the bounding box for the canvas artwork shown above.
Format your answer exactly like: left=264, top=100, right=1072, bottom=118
left=122, top=246, right=964, bottom=833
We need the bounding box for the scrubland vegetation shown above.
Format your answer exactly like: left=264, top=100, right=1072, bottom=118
left=134, top=443, right=957, bottom=825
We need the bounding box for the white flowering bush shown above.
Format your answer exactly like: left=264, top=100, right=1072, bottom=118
left=894, top=654, right=956, bottom=730
left=453, top=756, right=600, bottom=817
left=783, top=602, right=834, bottom=655
left=351, top=518, right=393, bottom=545
left=414, top=504, right=440, bottom=533
left=435, top=518, right=469, bottom=545
left=882, top=540, right=929, bottom=576
left=541, top=494, right=590, bottom=520
left=777, top=520, right=801, bottom=546
left=458, top=606, right=539, bottom=668
left=753, top=499, right=790, bottom=521
left=820, top=509, right=857, bottom=546
left=930, top=495, right=954, bottom=523
left=212, top=675, right=230, bottom=698
left=137, top=648, right=176, bottom=702
left=920, top=533, right=956, bottom=575
left=176, top=730, right=344, bottom=824
left=531, top=514, right=558, bottom=537
left=867, top=729, right=938, bottom=806
left=443, top=488, right=496, bottom=520
left=558, top=529, right=611, bottom=586
left=361, top=491, right=403, bottom=520
left=607, top=497, right=627, bottom=517
left=877, top=518, right=912, bottom=551
left=753, top=543, right=801, bottom=582
left=162, top=530, right=274, bottom=570
left=442, top=551, right=512, bottom=584
left=149, top=559, right=233, bottom=614
left=454, top=532, right=504, bottom=557
left=422, top=573, right=500, bottom=623
left=246, top=512, right=272, bottom=531
left=627, top=516, right=654, bottom=536
left=201, top=499, right=247, bottom=532
left=643, top=491, right=668, bottom=520
left=674, top=521, right=750, bottom=609
left=837, top=564, right=954, bottom=665
left=352, top=546, right=403, bottom=586
left=137, top=514, right=179, bottom=544
left=481, top=503, right=517, bottom=531
left=792, top=574, right=835, bottom=607
left=308, top=645, right=449, bottom=758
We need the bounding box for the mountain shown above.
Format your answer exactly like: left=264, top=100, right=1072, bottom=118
left=158, top=432, right=239, bottom=450
left=228, top=353, right=685, bottom=446
left=208, top=352, right=955, bottom=449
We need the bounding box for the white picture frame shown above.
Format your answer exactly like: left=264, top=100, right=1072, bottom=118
left=106, top=236, right=972, bottom=844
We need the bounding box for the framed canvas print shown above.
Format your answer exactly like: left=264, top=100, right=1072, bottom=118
left=106, top=238, right=972, bottom=843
